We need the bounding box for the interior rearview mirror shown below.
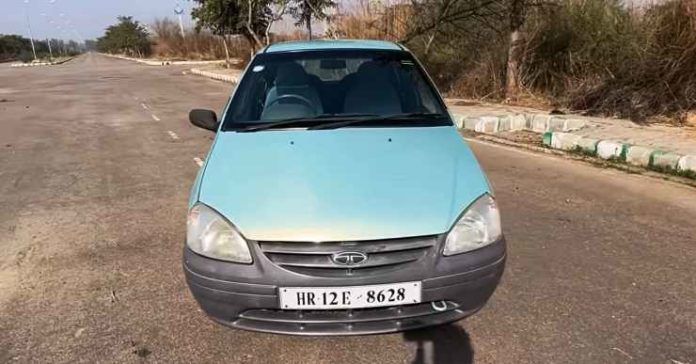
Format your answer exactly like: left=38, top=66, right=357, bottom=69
left=189, top=109, right=219, bottom=132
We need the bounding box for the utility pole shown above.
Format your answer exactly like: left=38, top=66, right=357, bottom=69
left=175, top=3, right=185, bottom=39
left=46, top=38, right=53, bottom=59
left=24, top=1, right=38, bottom=60
left=40, top=14, right=53, bottom=59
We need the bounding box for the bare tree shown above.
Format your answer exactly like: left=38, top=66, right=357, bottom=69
left=289, top=0, right=336, bottom=39
left=505, top=0, right=526, bottom=98
left=265, top=0, right=290, bottom=44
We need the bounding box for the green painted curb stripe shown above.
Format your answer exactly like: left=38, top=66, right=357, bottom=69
left=620, top=144, right=630, bottom=161
left=649, top=150, right=665, bottom=167
left=584, top=138, right=600, bottom=154
left=542, top=132, right=553, bottom=146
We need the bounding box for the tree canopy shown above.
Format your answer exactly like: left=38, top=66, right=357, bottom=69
left=97, top=16, right=151, bottom=57
left=191, top=0, right=336, bottom=46
left=191, top=0, right=270, bottom=49
left=288, top=0, right=336, bottom=39
left=0, top=34, right=81, bottom=62
left=0, top=35, right=33, bottom=61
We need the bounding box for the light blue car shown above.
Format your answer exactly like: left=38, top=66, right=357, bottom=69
left=184, top=40, right=506, bottom=335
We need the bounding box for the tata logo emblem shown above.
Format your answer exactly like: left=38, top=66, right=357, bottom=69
left=331, top=251, right=367, bottom=266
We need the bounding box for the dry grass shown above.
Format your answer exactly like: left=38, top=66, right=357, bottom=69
left=346, top=0, right=696, bottom=123
left=150, top=18, right=251, bottom=61
left=331, top=0, right=411, bottom=40
left=565, top=0, right=696, bottom=122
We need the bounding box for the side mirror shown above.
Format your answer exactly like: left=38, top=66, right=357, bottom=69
left=189, top=109, right=219, bottom=132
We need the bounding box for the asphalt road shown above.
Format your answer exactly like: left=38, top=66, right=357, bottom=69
left=1, top=54, right=695, bottom=364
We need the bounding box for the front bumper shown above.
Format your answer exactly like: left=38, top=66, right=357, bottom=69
left=183, top=236, right=506, bottom=335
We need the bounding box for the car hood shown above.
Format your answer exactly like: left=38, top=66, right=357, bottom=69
left=198, top=126, right=490, bottom=242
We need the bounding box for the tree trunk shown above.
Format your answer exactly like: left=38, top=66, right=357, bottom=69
left=423, top=33, right=436, bottom=60
left=221, top=35, right=231, bottom=69
left=246, top=0, right=264, bottom=50
left=265, top=23, right=272, bottom=45
left=245, top=27, right=264, bottom=52
left=505, top=0, right=526, bottom=99
left=505, top=28, right=523, bottom=99
left=306, top=0, right=313, bottom=40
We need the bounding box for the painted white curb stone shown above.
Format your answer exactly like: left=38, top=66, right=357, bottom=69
left=551, top=132, right=583, bottom=150
left=11, top=62, right=52, bottom=67
left=463, top=117, right=480, bottom=130
left=509, top=114, right=527, bottom=130
left=677, top=155, right=696, bottom=172
left=652, top=152, right=683, bottom=169
left=530, top=114, right=551, bottom=132
left=543, top=132, right=694, bottom=179
left=576, top=137, right=598, bottom=153
left=102, top=53, right=232, bottom=66
left=495, top=114, right=525, bottom=131
left=626, top=146, right=655, bottom=166
left=190, top=68, right=239, bottom=83
left=548, top=117, right=567, bottom=132
left=564, top=119, right=586, bottom=131
left=450, top=113, right=465, bottom=128
left=475, top=116, right=500, bottom=133
left=456, top=112, right=586, bottom=134
left=497, top=116, right=512, bottom=131
left=596, top=141, right=625, bottom=159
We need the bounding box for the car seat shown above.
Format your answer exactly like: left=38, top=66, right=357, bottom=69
left=261, top=62, right=323, bottom=120
left=343, top=62, right=402, bottom=115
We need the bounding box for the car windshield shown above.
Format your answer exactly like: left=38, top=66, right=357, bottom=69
left=222, top=49, right=450, bottom=131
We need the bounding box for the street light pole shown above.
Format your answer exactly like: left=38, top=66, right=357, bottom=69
left=46, top=38, right=53, bottom=59
left=174, top=3, right=185, bottom=39
left=24, top=1, right=38, bottom=60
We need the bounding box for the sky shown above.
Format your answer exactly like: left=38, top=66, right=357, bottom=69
left=0, top=0, right=196, bottom=42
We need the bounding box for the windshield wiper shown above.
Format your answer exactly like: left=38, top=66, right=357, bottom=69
left=306, top=112, right=449, bottom=130
left=237, top=113, right=378, bottom=132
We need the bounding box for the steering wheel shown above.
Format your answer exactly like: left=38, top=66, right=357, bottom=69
left=266, top=94, right=317, bottom=115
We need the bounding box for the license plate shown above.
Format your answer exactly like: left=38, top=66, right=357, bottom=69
left=279, top=281, right=421, bottom=310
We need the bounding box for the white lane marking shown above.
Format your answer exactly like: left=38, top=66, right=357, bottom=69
left=151, top=114, right=161, bottom=121
left=141, top=103, right=149, bottom=110
left=167, top=131, right=179, bottom=140
left=193, top=157, right=204, bottom=167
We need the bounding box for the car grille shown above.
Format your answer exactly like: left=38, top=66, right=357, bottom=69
left=257, top=235, right=438, bottom=277
left=232, top=301, right=470, bottom=335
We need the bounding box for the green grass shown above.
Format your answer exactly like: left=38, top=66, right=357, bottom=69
left=566, top=145, right=696, bottom=181
left=648, top=164, right=696, bottom=180
left=568, top=145, right=598, bottom=158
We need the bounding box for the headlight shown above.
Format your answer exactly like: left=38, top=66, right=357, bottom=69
left=186, top=203, right=252, bottom=263
left=443, top=194, right=502, bottom=256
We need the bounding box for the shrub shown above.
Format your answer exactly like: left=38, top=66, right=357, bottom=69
left=395, top=0, right=696, bottom=121
left=150, top=18, right=251, bottom=61
left=567, top=0, right=696, bottom=121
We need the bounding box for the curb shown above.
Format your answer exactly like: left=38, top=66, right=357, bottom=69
left=451, top=112, right=588, bottom=134
left=10, top=57, right=73, bottom=67
left=189, top=68, right=239, bottom=83
left=100, top=53, right=235, bottom=66
left=542, top=131, right=696, bottom=174
left=464, top=133, right=696, bottom=188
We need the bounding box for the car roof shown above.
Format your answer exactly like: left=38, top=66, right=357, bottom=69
left=264, top=39, right=403, bottom=53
